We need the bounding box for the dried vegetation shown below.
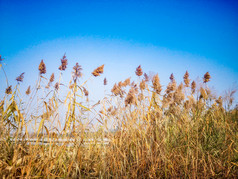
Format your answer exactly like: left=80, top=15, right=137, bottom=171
left=0, top=54, right=237, bottom=178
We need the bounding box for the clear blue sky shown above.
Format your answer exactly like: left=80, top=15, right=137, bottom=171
left=0, top=0, right=238, bottom=102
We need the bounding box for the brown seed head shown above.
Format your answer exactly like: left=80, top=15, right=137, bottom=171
left=38, top=60, right=46, bottom=74
left=183, top=71, right=190, bottom=87
left=144, top=73, right=149, bottom=82
left=199, top=87, right=208, bottom=100
left=92, top=64, right=104, bottom=77
left=135, top=65, right=143, bottom=76
left=169, top=73, right=174, bottom=82
left=152, top=74, right=162, bottom=94
left=125, top=87, right=136, bottom=106
left=104, top=78, right=107, bottom=85
left=58, top=54, right=68, bottom=71
left=203, top=72, right=211, bottom=83
left=191, top=81, right=196, bottom=94
left=72, top=63, right=82, bottom=80
left=111, top=83, right=124, bottom=97
left=49, top=73, right=55, bottom=83
left=26, top=86, right=31, bottom=95
left=83, top=87, right=89, bottom=96
left=166, top=80, right=177, bottom=94
left=139, top=80, right=146, bottom=91
left=118, top=81, right=123, bottom=88
left=54, top=82, right=59, bottom=91
left=16, top=72, right=25, bottom=82
left=122, top=78, right=130, bottom=87
left=5, top=85, right=12, bottom=95
left=173, top=83, right=185, bottom=105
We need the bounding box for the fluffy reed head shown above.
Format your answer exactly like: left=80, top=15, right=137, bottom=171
left=199, top=87, right=208, bottom=100
left=16, top=72, right=25, bottom=82
left=38, top=60, right=46, bottom=74
left=54, top=82, right=59, bottom=91
left=173, top=83, right=185, bottom=104
left=169, top=73, right=174, bottom=82
left=183, top=71, right=190, bottom=87
left=122, top=78, right=130, bottom=87
left=135, top=65, right=143, bottom=76
left=49, top=73, right=55, bottom=83
left=191, top=81, right=196, bottom=94
left=59, top=54, right=68, bottom=71
left=25, top=86, right=31, bottom=95
left=166, top=80, right=177, bottom=94
left=203, top=72, right=211, bottom=83
left=111, top=83, right=124, bottom=97
left=83, top=87, right=89, bottom=96
left=72, top=63, right=82, bottom=80
left=139, top=80, right=146, bottom=91
left=144, top=73, right=149, bottom=82
left=92, top=64, right=104, bottom=77
left=125, top=87, right=136, bottom=106
left=5, top=85, right=12, bottom=95
left=152, top=74, right=162, bottom=94
left=104, top=78, right=107, bottom=85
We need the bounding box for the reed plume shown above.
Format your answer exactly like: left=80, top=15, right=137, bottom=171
left=169, top=73, right=174, bottom=82
left=122, top=78, right=130, bottom=87
left=16, top=72, right=25, bottom=82
left=104, top=78, right=107, bottom=85
left=125, top=87, right=136, bottom=106
left=144, top=73, right=149, bottom=82
left=173, top=83, right=185, bottom=105
left=183, top=71, right=190, bottom=87
left=49, top=73, right=55, bottom=83
left=72, top=63, right=82, bottom=80
left=5, top=85, right=12, bottom=94
left=135, top=65, right=143, bottom=76
left=111, top=83, right=124, bottom=97
left=38, top=60, right=46, bottom=74
left=83, top=87, right=89, bottom=96
left=54, top=82, right=59, bottom=91
left=203, top=72, right=211, bottom=83
left=199, top=87, right=208, bottom=100
left=139, top=80, right=146, bottom=91
left=152, top=74, right=162, bottom=94
left=191, top=80, right=196, bottom=94
left=25, top=86, right=31, bottom=95
left=92, top=64, right=104, bottom=77
left=165, top=80, right=177, bottom=94
left=58, top=53, right=68, bottom=71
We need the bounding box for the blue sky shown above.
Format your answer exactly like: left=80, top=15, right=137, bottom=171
left=0, top=0, right=238, bottom=102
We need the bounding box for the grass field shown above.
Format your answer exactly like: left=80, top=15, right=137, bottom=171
left=0, top=55, right=237, bottom=178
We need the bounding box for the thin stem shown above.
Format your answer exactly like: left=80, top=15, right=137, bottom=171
left=1, top=65, right=9, bottom=87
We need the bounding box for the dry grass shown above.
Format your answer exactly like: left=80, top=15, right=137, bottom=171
left=0, top=54, right=237, bottom=178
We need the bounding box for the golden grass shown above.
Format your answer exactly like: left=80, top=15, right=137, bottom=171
left=0, top=54, right=237, bottom=178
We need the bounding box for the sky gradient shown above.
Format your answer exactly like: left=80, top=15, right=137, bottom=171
left=0, top=0, right=237, bottom=102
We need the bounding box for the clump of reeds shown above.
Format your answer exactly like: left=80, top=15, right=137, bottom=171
left=0, top=55, right=237, bottom=178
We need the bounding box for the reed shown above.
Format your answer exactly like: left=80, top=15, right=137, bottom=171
left=0, top=54, right=237, bottom=178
